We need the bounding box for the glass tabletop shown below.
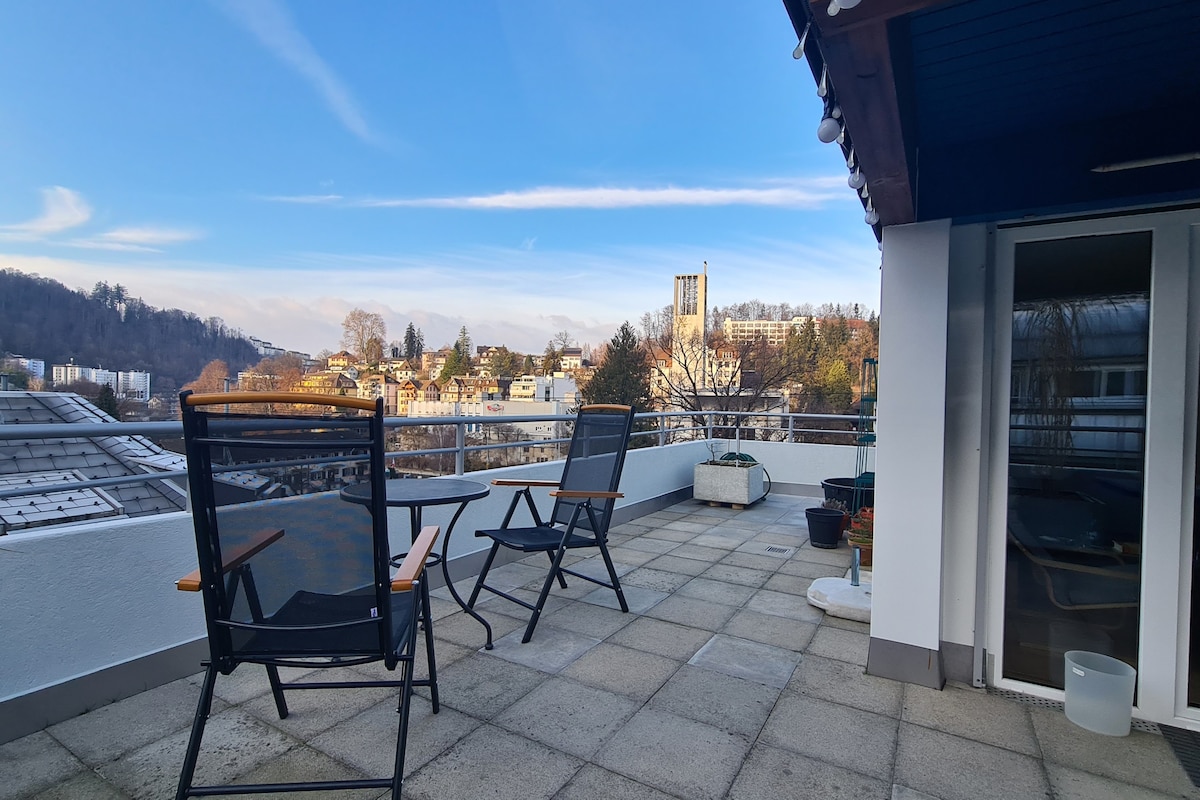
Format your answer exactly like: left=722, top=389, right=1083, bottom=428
left=340, top=477, right=489, bottom=507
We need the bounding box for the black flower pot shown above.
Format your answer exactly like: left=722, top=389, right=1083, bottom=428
left=805, top=507, right=845, bottom=549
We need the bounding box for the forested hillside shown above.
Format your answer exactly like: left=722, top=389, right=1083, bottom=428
left=0, top=269, right=261, bottom=394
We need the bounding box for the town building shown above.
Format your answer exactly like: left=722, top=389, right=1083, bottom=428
left=50, top=363, right=151, bottom=401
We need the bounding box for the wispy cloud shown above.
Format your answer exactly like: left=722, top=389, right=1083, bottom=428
left=258, top=194, right=344, bottom=204
left=0, top=186, right=92, bottom=240
left=359, top=181, right=847, bottom=210
left=66, top=226, right=203, bottom=253
left=216, top=0, right=374, bottom=143
left=263, top=178, right=851, bottom=210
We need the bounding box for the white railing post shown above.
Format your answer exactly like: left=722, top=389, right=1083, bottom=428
left=455, top=422, right=466, bottom=475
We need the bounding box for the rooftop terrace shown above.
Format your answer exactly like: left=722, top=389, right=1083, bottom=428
left=6, top=494, right=1195, bottom=800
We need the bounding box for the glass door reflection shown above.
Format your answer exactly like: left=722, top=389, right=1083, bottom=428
left=1003, top=232, right=1150, bottom=689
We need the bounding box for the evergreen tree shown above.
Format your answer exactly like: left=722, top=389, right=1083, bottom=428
left=402, top=323, right=424, bottom=360
left=522, top=354, right=536, bottom=375
left=95, top=384, right=120, bottom=418
left=582, top=322, right=653, bottom=410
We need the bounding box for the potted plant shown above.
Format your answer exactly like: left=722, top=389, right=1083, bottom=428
left=821, top=497, right=849, bottom=531
left=693, top=442, right=765, bottom=507
left=847, top=506, right=874, bottom=568
left=805, top=502, right=844, bottom=549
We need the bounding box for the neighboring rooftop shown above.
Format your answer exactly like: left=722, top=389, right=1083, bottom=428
left=0, top=391, right=188, bottom=532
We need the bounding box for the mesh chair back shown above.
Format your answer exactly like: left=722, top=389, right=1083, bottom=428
left=181, top=392, right=392, bottom=667
left=549, top=405, right=635, bottom=534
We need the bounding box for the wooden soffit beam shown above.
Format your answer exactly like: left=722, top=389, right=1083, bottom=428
left=796, top=0, right=947, bottom=225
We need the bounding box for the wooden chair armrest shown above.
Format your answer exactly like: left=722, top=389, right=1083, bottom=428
left=392, top=526, right=440, bottom=591
left=176, top=528, right=285, bottom=592
left=550, top=490, right=624, bottom=499
left=491, top=479, right=561, bottom=487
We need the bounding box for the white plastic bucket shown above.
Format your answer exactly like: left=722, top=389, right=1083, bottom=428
left=1063, top=650, right=1136, bottom=736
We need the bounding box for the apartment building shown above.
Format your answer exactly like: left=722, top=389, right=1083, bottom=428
left=50, top=363, right=151, bottom=401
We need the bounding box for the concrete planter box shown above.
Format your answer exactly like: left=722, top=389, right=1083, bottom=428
left=693, top=461, right=765, bottom=507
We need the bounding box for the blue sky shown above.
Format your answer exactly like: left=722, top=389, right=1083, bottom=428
left=0, top=1, right=880, bottom=357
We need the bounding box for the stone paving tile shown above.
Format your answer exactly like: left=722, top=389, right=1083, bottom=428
left=561, top=643, right=681, bottom=702
left=484, top=623, right=601, bottom=673
left=723, top=608, right=819, bottom=652
left=27, top=770, right=128, bottom=800
left=607, top=616, right=716, bottom=661
left=700, top=562, right=772, bottom=588
left=1044, top=762, right=1191, bottom=800
left=675, top=575, right=759, bottom=607
left=640, top=526, right=695, bottom=543
left=431, top=604, right=524, bottom=649
left=97, top=708, right=296, bottom=800
left=541, top=597, right=638, bottom=638
left=760, top=693, right=898, bottom=782
left=230, top=745, right=371, bottom=797
left=622, top=566, right=697, bottom=593
left=617, top=536, right=680, bottom=554
left=424, top=654, right=544, bottom=719
left=650, top=664, right=780, bottom=737
left=492, top=677, right=640, bottom=759
left=46, top=676, right=200, bottom=766
left=787, top=653, right=904, bottom=719
left=642, top=553, right=711, bottom=576
left=793, top=543, right=853, bottom=567
left=902, top=683, right=1039, bottom=756
left=403, top=724, right=582, bottom=800
left=192, top=664, right=315, bottom=706
left=242, top=677, right=396, bottom=741
left=746, top=587, right=826, bottom=622
left=0, top=731, right=84, bottom=800
left=893, top=722, right=1049, bottom=800
left=580, top=583, right=668, bottom=613
left=669, top=543, right=732, bottom=563
left=722, top=551, right=792, bottom=571
left=595, top=707, right=752, bottom=800
left=555, top=764, right=678, bottom=800
left=763, top=572, right=815, bottom=596
left=777, top=559, right=848, bottom=579
left=821, top=614, right=871, bottom=634
left=644, top=593, right=737, bottom=631
left=310, top=693, right=480, bottom=779
left=604, top=547, right=659, bottom=567
left=729, top=744, right=892, bottom=800
left=689, top=634, right=801, bottom=689
left=1029, top=705, right=1199, bottom=797
left=689, top=530, right=751, bottom=550
left=660, top=519, right=715, bottom=534
left=806, top=625, right=870, bottom=667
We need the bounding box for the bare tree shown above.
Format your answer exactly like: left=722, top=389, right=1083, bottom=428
left=182, top=360, right=230, bottom=394
left=341, top=309, right=387, bottom=363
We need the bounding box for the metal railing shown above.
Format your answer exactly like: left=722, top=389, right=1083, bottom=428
left=0, top=410, right=868, bottom=503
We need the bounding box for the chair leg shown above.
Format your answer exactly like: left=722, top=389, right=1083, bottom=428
left=176, top=663, right=218, bottom=800
left=546, top=551, right=569, bottom=588
left=419, top=580, right=439, bottom=713
left=264, top=664, right=289, bottom=719
left=390, top=593, right=420, bottom=800
left=523, top=546, right=568, bottom=643
left=596, top=539, right=629, bottom=613
left=467, top=542, right=502, bottom=607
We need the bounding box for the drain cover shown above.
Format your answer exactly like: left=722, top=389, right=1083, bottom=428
left=736, top=541, right=796, bottom=558
left=1161, top=726, right=1200, bottom=788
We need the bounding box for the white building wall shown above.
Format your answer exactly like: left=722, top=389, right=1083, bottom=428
left=941, top=224, right=990, bottom=652
left=873, top=219, right=952, bottom=653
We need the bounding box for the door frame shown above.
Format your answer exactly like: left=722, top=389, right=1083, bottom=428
left=983, top=208, right=1200, bottom=726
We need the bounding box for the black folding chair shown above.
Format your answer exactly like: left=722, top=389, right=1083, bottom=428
left=175, top=391, right=437, bottom=799
left=469, top=404, right=635, bottom=644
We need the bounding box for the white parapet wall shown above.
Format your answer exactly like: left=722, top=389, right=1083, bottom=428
left=0, top=437, right=853, bottom=742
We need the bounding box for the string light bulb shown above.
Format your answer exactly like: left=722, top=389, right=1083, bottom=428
left=793, top=22, right=810, bottom=59
left=817, top=102, right=841, bottom=143
left=865, top=200, right=879, bottom=226
left=848, top=168, right=866, bottom=190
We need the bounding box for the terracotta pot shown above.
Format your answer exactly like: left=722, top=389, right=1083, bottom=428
left=848, top=539, right=873, bottom=568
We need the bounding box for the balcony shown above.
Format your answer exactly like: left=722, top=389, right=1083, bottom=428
left=1, top=411, right=1194, bottom=798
